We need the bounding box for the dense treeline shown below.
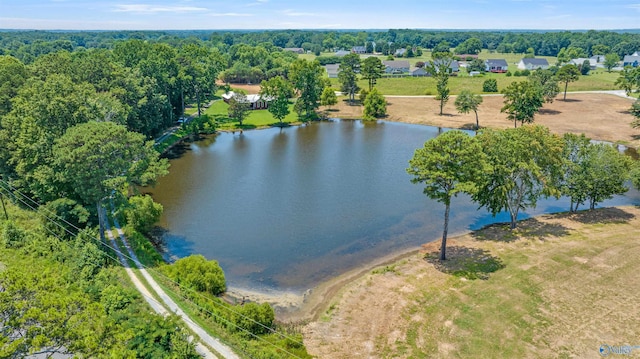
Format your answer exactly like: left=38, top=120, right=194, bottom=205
left=0, top=206, right=199, bottom=358
left=2, top=29, right=640, bottom=62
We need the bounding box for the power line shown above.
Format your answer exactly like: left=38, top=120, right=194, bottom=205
left=0, top=179, right=306, bottom=358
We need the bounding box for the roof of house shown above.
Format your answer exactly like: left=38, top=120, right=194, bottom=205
left=520, top=58, right=549, bottom=66
left=335, top=50, right=350, bottom=56
left=222, top=92, right=269, bottom=103
left=410, top=67, right=427, bottom=73
left=383, top=60, right=410, bottom=68
left=283, top=47, right=304, bottom=52
left=623, top=55, right=640, bottom=63
left=325, top=64, right=340, bottom=74
left=395, top=48, right=406, bottom=55
left=485, top=59, right=508, bottom=67
left=570, top=58, right=597, bottom=66
left=433, top=59, right=460, bottom=70
left=352, top=46, right=366, bottom=51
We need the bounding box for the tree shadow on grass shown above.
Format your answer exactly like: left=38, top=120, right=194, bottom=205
left=559, top=207, right=636, bottom=225
left=539, top=108, right=561, bottom=115
left=425, top=246, right=505, bottom=280
left=472, top=218, right=571, bottom=242
left=562, top=98, right=582, bottom=103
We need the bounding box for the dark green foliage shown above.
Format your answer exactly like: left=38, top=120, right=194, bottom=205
left=363, top=88, right=387, bottom=120
left=126, top=195, right=163, bottom=236
left=482, top=79, right=498, bottom=92
left=1, top=221, right=26, bottom=248
left=40, top=198, right=90, bottom=240
left=631, top=100, right=640, bottom=128
left=232, top=302, right=275, bottom=336
left=164, top=254, right=226, bottom=296
left=500, top=80, right=545, bottom=127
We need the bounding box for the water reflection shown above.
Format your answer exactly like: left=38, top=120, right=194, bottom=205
left=150, top=120, right=640, bottom=293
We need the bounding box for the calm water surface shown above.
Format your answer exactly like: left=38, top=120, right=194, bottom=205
left=149, top=120, right=640, bottom=293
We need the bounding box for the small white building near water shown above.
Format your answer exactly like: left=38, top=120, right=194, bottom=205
left=517, top=58, right=550, bottom=70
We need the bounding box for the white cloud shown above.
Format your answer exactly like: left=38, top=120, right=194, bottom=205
left=209, top=13, right=254, bottom=17
left=627, top=3, right=640, bottom=11
left=113, top=4, right=207, bottom=13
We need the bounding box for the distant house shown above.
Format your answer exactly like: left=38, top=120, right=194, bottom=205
left=517, top=58, right=549, bottom=70
left=383, top=60, right=410, bottom=74
left=433, top=59, right=460, bottom=74
left=283, top=47, right=304, bottom=54
left=485, top=59, right=509, bottom=73
left=590, top=55, right=604, bottom=64
left=222, top=92, right=270, bottom=110
left=325, top=64, right=340, bottom=78
left=335, top=50, right=351, bottom=57
left=623, top=55, right=640, bottom=67
left=570, top=58, right=597, bottom=70
left=352, top=46, right=366, bottom=54
left=457, top=54, right=479, bottom=60
left=394, top=48, right=407, bottom=57
left=410, top=67, right=428, bottom=77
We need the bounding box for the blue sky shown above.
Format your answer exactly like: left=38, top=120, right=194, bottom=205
left=1, top=0, right=639, bottom=30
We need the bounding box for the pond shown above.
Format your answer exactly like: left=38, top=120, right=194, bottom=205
left=148, top=120, right=640, bottom=294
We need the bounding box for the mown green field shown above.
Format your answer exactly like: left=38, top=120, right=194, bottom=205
left=203, top=99, right=301, bottom=130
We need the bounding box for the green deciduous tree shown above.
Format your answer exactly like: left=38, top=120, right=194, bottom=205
left=260, top=75, right=294, bottom=125
left=52, top=121, right=169, bottom=211
left=556, top=64, right=581, bottom=101
left=231, top=302, right=275, bottom=336
left=178, top=44, right=225, bottom=117
left=227, top=93, right=251, bottom=126
left=163, top=254, right=226, bottom=296
left=631, top=100, right=640, bottom=128
left=126, top=194, right=163, bottom=235
left=603, top=53, right=619, bottom=73
left=529, top=69, right=560, bottom=103
left=407, top=131, right=488, bottom=260
left=289, top=59, right=326, bottom=119
left=474, top=125, right=564, bottom=229
left=0, top=55, right=29, bottom=116
left=320, top=87, right=338, bottom=109
left=483, top=79, right=498, bottom=93
left=616, top=67, right=640, bottom=96
left=362, top=87, right=387, bottom=120
left=338, top=53, right=361, bottom=104
left=454, top=90, right=483, bottom=129
left=501, top=80, right=545, bottom=128
left=361, top=56, right=385, bottom=90
left=428, top=58, right=452, bottom=115
left=560, top=134, right=632, bottom=212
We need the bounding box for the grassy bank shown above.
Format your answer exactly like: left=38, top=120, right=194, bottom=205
left=304, top=206, right=640, bottom=358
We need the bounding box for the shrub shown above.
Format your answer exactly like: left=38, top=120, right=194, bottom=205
left=513, top=70, right=522, bottom=76
left=1, top=221, right=25, bottom=248
left=164, top=255, right=226, bottom=296
left=363, top=88, right=387, bottom=120
left=521, top=69, right=531, bottom=76
left=506, top=71, right=512, bottom=77
left=482, top=79, right=498, bottom=93
left=126, top=195, right=163, bottom=236
left=232, top=302, right=275, bottom=335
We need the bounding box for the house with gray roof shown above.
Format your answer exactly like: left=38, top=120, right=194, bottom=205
left=335, top=50, right=350, bottom=57
left=517, top=58, right=549, bottom=70
left=394, top=48, right=407, bottom=57
left=570, top=58, right=598, bottom=70
left=485, top=59, right=508, bottom=73
left=410, top=67, right=428, bottom=76
left=432, top=59, right=460, bottom=74
left=283, top=47, right=304, bottom=54
left=325, top=64, right=340, bottom=78
left=352, top=46, right=366, bottom=54
left=383, top=60, right=410, bottom=74
left=623, top=54, right=640, bottom=67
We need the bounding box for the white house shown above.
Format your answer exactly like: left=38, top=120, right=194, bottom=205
left=517, top=58, right=549, bottom=70
left=485, top=59, right=508, bottom=73
left=570, top=58, right=598, bottom=70
left=335, top=50, right=350, bottom=57
left=325, top=64, right=340, bottom=78
left=432, top=59, right=460, bottom=74
left=222, top=92, right=270, bottom=110
left=623, top=55, right=640, bottom=67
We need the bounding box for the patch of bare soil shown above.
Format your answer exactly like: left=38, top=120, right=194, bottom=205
left=302, top=207, right=640, bottom=358
left=332, top=93, right=640, bottom=148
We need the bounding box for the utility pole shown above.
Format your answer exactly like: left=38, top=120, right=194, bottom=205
left=0, top=191, right=8, bottom=220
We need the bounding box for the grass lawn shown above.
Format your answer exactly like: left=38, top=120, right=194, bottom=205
left=304, top=206, right=640, bottom=358
left=204, top=99, right=302, bottom=130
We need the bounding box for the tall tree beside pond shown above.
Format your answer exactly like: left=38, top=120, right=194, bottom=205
left=320, top=87, right=338, bottom=110
left=0, top=74, right=127, bottom=201
left=500, top=80, right=544, bottom=128
left=178, top=44, right=225, bottom=118
left=428, top=57, right=452, bottom=116
left=362, top=88, right=387, bottom=120
left=260, top=76, right=294, bottom=125
left=289, top=59, right=326, bottom=120
left=454, top=90, right=483, bottom=130
left=338, top=53, right=361, bottom=104
left=361, top=56, right=385, bottom=90
left=227, top=93, right=251, bottom=127
left=407, top=130, right=489, bottom=261
left=561, top=134, right=633, bottom=212
left=631, top=100, right=640, bottom=128
left=474, top=125, right=564, bottom=230
left=52, top=121, right=169, bottom=212
left=556, top=64, right=581, bottom=101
